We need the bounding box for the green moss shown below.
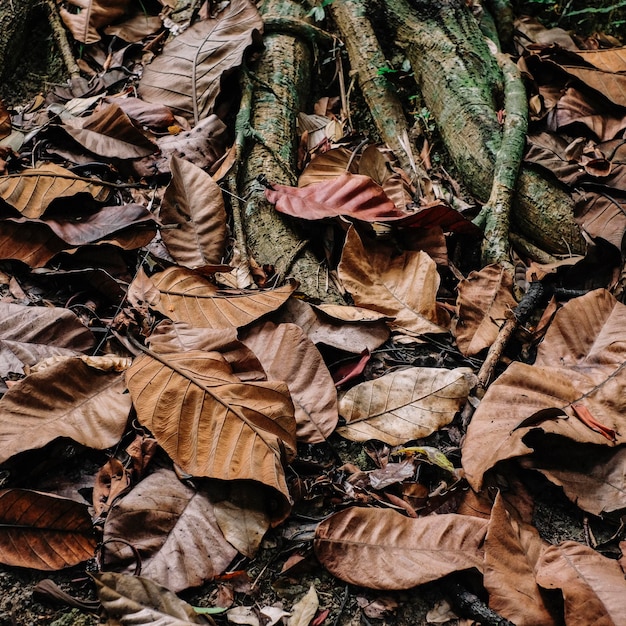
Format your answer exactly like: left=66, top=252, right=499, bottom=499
left=50, top=609, right=97, bottom=626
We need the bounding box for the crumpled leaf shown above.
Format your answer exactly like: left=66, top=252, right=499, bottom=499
left=0, top=164, right=109, bottom=218
left=94, top=571, right=206, bottom=624
left=126, top=351, right=297, bottom=523
left=314, top=507, right=487, bottom=589
left=337, top=367, right=471, bottom=445
left=338, top=226, right=447, bottom=336
left=146, top=266, right=296, bottom=329
left=535, top=541, right=626, bottom=626
left=138, top=0, right=263, bottom=123
left=160, top=156, right=227, bottom=268
left=59, top=0, right=132, bottom=44
left=0, top=489, right=96, bottom=570
left=0, top=355, right=131, bottom=464
left=240, top=321, right=338, bottom=443
left=103, top=468, right=238, bottom=592
left=454, top=264, right=517, bottom=356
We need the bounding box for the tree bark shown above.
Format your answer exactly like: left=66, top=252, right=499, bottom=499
left=0, top=0, right=33, bottom=87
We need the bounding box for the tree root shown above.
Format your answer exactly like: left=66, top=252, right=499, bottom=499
left=472, top=52, right=528, bottom=270
left=44, top=0, right=80, bottom=78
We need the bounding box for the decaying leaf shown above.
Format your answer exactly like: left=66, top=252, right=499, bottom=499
left=126, top=351, right=297, bottom=523
left=0, top=356, right=131, bottom=464
left=337, top=367, right=472, bottom=445
left=160, top=156, right=228, bottom=268
left=104, top=469, right=238, bottom=592
left=0, top=489, right=96, bottom=570
left=314, top=507, right=487, bottom=589
left=138, top=0, right=263, bottom=123
left=94, top=571, right=207, bottom=624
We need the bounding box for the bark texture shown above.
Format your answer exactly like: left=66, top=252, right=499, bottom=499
left=384, top=0, right=585, bottom=255
left=236, top=0, right=342, bottom=301
left=0, top=0, right=33, bottom=86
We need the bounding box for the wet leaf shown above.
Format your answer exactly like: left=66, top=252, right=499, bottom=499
left=240, top=321, right=338, bottom=443
left=338, top=226, right=447, bottom=336
left=138, top=0, right=263, bottom=123
left=94, top=571, right=206, bottom=624
left=0, top=490, right=96, bottom=570
left=160, top=156, right=227, bottom=268
left=103, top=469, right=238, bottom=592
left=147, top=266, right=296, bottom=329
left=0, top=356, right=131, bottom=464
left=126, top=351, right=297, bottom=523
left=454, top=264, right=517, bottom=356
left=0, top=164, right=109, bottom=218
left=314, top=507, right=487, bottom=589
left=337, top=367, right=471, bottom=445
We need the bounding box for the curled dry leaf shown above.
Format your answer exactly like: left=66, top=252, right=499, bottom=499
left=240, top=321, right=338, bottom=443
left=454, top=264, right=517, bottom=356
left=104, top=469, right=238, bottom=592
left=59, top=0, right=132, bottom=44
left=138, top=0, right=263, bottom=123
left=0, top=356, right=131, bottom=464
left=102, top=96, right=176, bottom=130
left=289, top=585, right=319, bottom=626
left=297, top=147, right=357, bottom=187
left=0, top=489, right=96, bottom=570
left=0, top=164, right=109, bottom=218
left=62, top=103, right=158, bottom=159
left=483, top=493, right=555, bottom=626
left=338, top=226, right=447, bottom=336
left=94, top=571, right=207, bottom=624
left=126, top=351, right=297, bottom=523
left=149, top=266, right=296, bottom=329
left=535, top=541, right=626, bottom=626
left=314, top=507, right=487, bottom=589
left=337, top=367, right=472, bottom=445
left=160, top=156, right=227, bottom=268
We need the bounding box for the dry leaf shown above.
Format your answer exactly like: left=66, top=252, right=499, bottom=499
left=338, top=226, right=447, bottom=336
left=314, top=507, right=487, bottom=589
left=59, top=0, right=132, bottom=44
left=160, top=155, right=227, bottom=268
left=289, top=585, right=319, bottom=626
left=298, top=147, right=356, bottom=187
left=138, top=0, right=263, bottom=123
left=0, top=490, right=96, bottom=570
left=337, top=367, right=471, bottom=445
left=103, top=468, right=238, bottom=592
left=126, top=351, right=297, bottom=523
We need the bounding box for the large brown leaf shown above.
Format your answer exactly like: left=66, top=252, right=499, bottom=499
left=240, top=321, right=338, bottom=443
left=138, top=0, right=263, bottom=123
left=338, top=226, right=447, bottom=336
left=59, top=0, right=132, bottom=44
left=454, top=265, right=518, bottom=356
left=160, top=156, right=227, bottom=268
left=0, top=356, right=132, bottom=464
left=126, top=351, right=297, bottom=523
left=573, top=190, right=626, bottom=249
left=94, top=572, right=206, bottom=625
left=0, top=490, right=96, bottom=570
left=147, top=266, right=296, bottom=328
left=62, top=103, right=158, bottom=159
left=0, top=220, right=65, bottom=267
left=103, top=468, right=238, bottom=592
left=484, top=493, right=556, bottom=626
left=0, top=164, right=109, bottom=218
left=266, top=173, right=407, bottom=222
left=337, top=367, right=471, bottom=445
left=314, top=507, right=487, bottom=589
left=297, top=147, right=357, bottom=187
left=535, top=541, right=626, bottom=626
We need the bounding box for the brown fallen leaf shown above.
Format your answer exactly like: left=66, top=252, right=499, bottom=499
left=337, top=366, right=472, bottom=445
left=314, top=507, right=487, bottom=589
left=297, top=147, right=357, bottom=187
left=94, top=571, right=207, bottom=624
left=59, top=0, right=132, bottom=44
left=159, top=156, right=228, bottom=269
left=338, top=226, right=448, bottom=336
left=126, top=351, right=297, bottom=523
left=535, top=541, right=626, bottom=626
left=138, top=0, right=263, bottom=123
left=0, top=489, right=96, bottom=570
left=103, top=468, right=238, bottom=592
left=93, top=458, right=131, bottom=519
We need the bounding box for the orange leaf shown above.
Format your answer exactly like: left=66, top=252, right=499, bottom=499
left=571, top=403, right=617, bottom=443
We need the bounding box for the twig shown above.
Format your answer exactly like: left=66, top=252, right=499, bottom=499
left=43, top=0, right=80, bottom=78
left=476, top=281, right=547, bottom=391
left=445, top=579, right=516, bottom=626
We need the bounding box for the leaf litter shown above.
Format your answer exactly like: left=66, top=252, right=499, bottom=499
left=2, top=2, right=626, bottom=626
